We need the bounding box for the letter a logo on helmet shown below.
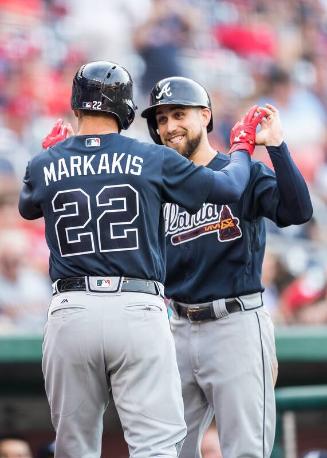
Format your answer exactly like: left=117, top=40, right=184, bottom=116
left=155, top=82, right=172, bottom=100
left=141, top=76, right=213, bottom=144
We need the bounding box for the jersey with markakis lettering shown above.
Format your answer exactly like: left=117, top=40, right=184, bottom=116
left=19, top=133, right=217, bottom=282
left=164, top=149, right=307, bottom=303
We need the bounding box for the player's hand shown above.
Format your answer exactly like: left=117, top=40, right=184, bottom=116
left=229, top=105, right=268, bottom=155
left=42, top=119, right=74, bottom=149
left=255, top=104, right=284, bottom=147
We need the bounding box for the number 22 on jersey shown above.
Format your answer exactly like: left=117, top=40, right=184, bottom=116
left=52, top=184, right=139, bottom=256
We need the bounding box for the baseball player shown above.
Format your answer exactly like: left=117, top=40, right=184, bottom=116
left=19, top=62, right=263, bottom=458
left=141, top=77, right=313, bottom=458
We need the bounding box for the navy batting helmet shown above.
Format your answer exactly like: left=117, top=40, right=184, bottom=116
left=141, top=76, right=213, bottom=144
left=71, top=61, right=137, bottom=130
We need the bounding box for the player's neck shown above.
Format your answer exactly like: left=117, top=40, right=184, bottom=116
left=190, top=138, right=217, bottom=166
left=77, top=116, right=119, bottom=135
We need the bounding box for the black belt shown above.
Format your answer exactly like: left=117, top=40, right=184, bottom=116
left=173, top=299, right=242, bottom=322
left=54, top=277, right=160, bottom=296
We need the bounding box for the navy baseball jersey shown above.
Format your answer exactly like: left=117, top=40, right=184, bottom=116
left=19, top=134, right=250, bottom=282
left=164, top=142, right=313, bottom=303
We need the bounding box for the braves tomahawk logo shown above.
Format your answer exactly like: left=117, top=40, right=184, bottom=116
left=156, top=82, right=172, bottom=99
left=164, top=203, right=242, bottom=245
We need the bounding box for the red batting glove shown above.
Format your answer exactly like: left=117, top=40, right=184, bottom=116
left=229, top=105, right=267, bottom=155
left=42, top=119, right=68, bottom=149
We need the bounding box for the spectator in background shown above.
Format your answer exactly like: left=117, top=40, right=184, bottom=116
left=261, top=249, right=282, bottom=319
left=260, top=66, right=326, bottom=146
left=280, top=262, right=327, bottom=325
left=257, top=65, right=326, bottom=182
left=133, top=0, right=200, bottom=93
left=314, top=148, right=327, bottom=205
left=0, top=173, right=49, bottom=277
left=294, top=291, right=327, bottom=325
left=0, top=229, right=51, bottom=334
left=0, top=435, right=33, bottom=458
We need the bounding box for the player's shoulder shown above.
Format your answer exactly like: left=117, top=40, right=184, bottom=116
left=119, top=135, right=173, bottom=157
left=127, top=136, right=170, bottom=153
left=127, top=137, right=181, bottom=162
left=28, top=147, right=54, bottom=168
left=27, top=139, right=71, bottom=176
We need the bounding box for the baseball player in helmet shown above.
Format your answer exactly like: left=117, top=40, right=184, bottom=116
left=142, top=76, right=313, bottom=458
left=20, top=62, right=262, bottom=458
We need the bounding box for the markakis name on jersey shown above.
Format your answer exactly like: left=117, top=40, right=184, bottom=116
left=43, top=153, right=143, bottom=186
left=164, top=203, right=242, bottom=245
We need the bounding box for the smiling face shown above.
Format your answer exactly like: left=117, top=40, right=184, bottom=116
left=155, top=105, right=211, bottom=159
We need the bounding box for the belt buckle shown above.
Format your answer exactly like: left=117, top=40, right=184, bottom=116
left=186, top=306, right=200, bottom=322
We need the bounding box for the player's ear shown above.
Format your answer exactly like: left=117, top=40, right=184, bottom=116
left=200, top=107, right=212, bottom=129
left=156, top=127, right=165, bottom=144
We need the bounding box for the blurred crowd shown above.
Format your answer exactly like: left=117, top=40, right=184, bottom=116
left=0, top=0, right=326, bottom=334
left=0, top=434, right=54, bottom=458
left=1, top=430, right=326, bottom=458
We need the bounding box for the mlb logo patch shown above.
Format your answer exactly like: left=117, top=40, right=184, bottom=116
left=96, top=278, right=111, bottom=287
left=86, top=137, right=101, bottom=147
left=82, top=101, right=92, bottom=109
left=89, top=276, right=119, bottom=292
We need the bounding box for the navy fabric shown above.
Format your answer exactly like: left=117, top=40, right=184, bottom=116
left=19, top=134, right=249, bottom=282
left=164, top=142, right=312, bottom=303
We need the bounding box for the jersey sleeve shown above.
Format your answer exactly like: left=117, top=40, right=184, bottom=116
left=161, top=147, right=214, bottom=213
left=243, top=143, right=313, bottom=226
left=18, top=161, right=43, bottom=220
left=206, top=150, right=250, bottom=204
left=162, top=148, right=251, bottom=214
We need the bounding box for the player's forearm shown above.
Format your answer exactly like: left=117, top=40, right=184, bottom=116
left=206, top=150, right=250, bottom=204
left=19, top=184, right=43, bottom=220
left=267, top=142, right=313, bottom=225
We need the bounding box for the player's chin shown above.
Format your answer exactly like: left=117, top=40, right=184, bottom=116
left=166, top=139, right=187, bottom=154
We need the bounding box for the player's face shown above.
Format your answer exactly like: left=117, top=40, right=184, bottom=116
left=155, top=105, right=208, bottom=159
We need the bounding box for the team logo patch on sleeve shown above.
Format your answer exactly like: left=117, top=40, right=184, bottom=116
left=85, top=137, right=101, bottom=147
